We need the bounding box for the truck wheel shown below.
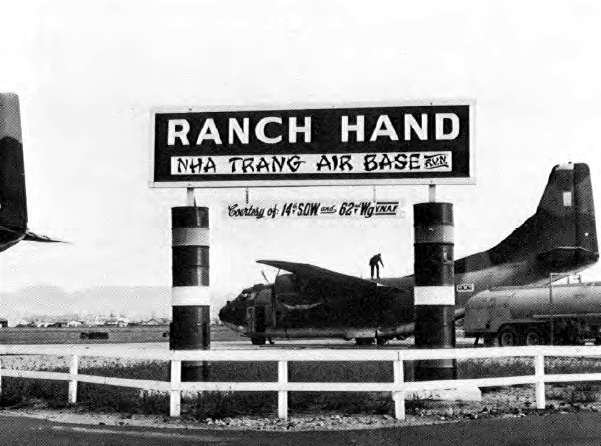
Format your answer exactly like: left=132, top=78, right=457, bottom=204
left=498, top=326, right=520, bottom=346
left=251, top=336, right=266, bottom=345
left=524, top=328, right=545, bottom=346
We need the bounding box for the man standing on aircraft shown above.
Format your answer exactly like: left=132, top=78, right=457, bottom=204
left=369, top=253, right=384, bottom=279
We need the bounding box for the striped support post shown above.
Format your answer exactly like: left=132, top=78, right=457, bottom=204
left=413, top=202, right=456, bottom=381
left=171, top=206, right=210, bottom=381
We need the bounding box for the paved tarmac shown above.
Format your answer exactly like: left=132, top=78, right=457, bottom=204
left=3, top=412, right=601, bottom=446
left=27, top=335, right=477, bottom=352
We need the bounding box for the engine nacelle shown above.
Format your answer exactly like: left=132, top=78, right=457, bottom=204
left=274, top=273, right=298, bottom=296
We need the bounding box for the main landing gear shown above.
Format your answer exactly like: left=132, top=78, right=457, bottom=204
left=250, top=336, right=275, bottom=345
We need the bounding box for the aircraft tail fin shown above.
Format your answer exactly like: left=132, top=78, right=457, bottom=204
left=488, top=163, right=598, bottom=271
left=0, top=93, right=27, bottom=231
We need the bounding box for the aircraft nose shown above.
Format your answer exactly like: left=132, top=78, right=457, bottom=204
left=218, top=302, right=235, bottom=324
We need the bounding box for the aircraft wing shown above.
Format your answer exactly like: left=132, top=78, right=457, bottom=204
left=257, top=259, right=390, bottom=292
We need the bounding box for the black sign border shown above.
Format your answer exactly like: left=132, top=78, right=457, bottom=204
left=149, top=100, right=475, bottom=188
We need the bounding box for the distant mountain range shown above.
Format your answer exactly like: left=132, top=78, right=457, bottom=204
left=0, top=285, right=234, bottom=323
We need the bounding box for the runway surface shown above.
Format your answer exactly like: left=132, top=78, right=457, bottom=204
left=3, top=412, right=601, bottom=446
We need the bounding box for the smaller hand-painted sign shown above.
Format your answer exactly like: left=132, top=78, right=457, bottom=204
left=223, top=200, right=407, bottom=220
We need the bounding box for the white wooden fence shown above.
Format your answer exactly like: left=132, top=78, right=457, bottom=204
left=2, top=344, right=601, bottom=420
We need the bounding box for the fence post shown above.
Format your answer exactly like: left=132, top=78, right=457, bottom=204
left=68, top=355, right=78, bottom=404
left=393, top=353, right=406, bottom=421
left=535, top=353, right=546, bottom=410
left=278, top=360, right=288, bottom=420
left=170, top=359, right=182, bottom=417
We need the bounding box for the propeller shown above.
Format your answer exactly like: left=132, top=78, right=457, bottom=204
left=261, top=270, right=269, bottom=284
left=260, top=268, right=281, bottom=284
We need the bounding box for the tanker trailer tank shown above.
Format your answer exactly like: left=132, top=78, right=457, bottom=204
left=463, top=282, right=601, bottom=346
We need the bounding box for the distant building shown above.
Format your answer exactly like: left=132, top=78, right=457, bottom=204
left=104, top=317, right=129, bottom=327
left=48, top=321, right=69, bottom=328
left=0, top=318, right=8, bottom=328
left=140, top=318, right=162, bottom=326
left=85, top=317, right=105, bottom=327
left=66, top=320, right=83, bottom=327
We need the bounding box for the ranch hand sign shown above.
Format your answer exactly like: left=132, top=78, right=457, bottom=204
left=223, top=200, right=407, bottom=220
left=150, top=102, right=473, bottom=188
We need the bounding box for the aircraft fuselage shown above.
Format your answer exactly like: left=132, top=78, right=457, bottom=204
left=220, top=252, right=597, bottom=342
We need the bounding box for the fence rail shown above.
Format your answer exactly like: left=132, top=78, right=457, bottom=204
left=3, top=344, right=601, bottom=420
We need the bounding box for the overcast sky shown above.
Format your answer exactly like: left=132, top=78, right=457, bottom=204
left=1, top=1, right=601, bottom=303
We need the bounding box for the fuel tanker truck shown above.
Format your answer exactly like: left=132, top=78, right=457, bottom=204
left=464, top=282, right=601, bottom=346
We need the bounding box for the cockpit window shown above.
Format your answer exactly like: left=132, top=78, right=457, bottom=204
left=235, top=287, right=262, bottom=303
left=235, top=292, right=249, bottom=302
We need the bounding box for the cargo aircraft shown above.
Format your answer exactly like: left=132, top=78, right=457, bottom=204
left=0, top=93, right=61, bottom=251
left=219, top=163, right=599, bottom=345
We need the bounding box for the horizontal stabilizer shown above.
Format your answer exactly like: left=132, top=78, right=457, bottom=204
left=23, top=230, right=64, bottom=243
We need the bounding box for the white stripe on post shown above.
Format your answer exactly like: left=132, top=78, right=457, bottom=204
left=414, top=286, right=455, bottom=306
left=414, top=225, right=454, bottom=244
left=171, top=286, right=211, bottom=306
left=171, top=227, right=210, bottom=246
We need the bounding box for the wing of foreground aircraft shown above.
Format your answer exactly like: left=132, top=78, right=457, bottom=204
left=0, top=93, right=61, bottom=252
left=257, top=260, right=384, bottom=291
left=220, top=162, right=599, bottom=345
